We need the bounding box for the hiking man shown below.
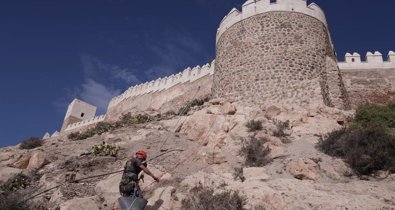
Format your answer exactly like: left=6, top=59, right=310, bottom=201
left=119, top=150, right=160, bottom=198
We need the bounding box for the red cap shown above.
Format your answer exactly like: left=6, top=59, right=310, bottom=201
left=136, top=150, right=147, bottom=160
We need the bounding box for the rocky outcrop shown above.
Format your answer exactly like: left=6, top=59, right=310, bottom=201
left=59, top=196, right=100, bottom=210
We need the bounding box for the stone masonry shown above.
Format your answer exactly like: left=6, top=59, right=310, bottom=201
left=213, top=11, right=350, bottom=109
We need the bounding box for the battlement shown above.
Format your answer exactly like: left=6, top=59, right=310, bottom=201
left=64, top=114, right=106, bottom=132
left=338, top=51, right=395, bottom=70
left=107, top=60, right=215, bottom=108
left=216, top=0, right=327, bottom=43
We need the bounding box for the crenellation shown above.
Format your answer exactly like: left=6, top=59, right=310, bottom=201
left=107, top=62, right=214, bottom=108
left=339, top=51, right=395, bottom=70
left=217, top=0, right=327, bottom=43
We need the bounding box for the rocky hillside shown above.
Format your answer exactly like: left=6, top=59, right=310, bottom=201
left=1, top=99, right=394, bottom=210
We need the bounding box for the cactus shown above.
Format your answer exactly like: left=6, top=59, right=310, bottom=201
left=91, top=142, right=120, bottom=157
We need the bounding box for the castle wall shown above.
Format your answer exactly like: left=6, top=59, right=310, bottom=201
left=105, top=62, right=215, bottom=121
left=64, top=115, right=105, bottom=132
left=213, top=7, right=349, bottom=109
left=339, top=51, right=395, bottom=107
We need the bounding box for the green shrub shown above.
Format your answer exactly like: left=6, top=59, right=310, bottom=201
left=95, top=122, right=113, bottom=135
left=353, top=103, right=395, bottom=129
left=181, top=185, right=247, bottom=210
left=19, top=137, right=43, bottom=150
left=318, top=102, right=395, bottom=175
left=178, top=97, right=210, bottom=116
left=67, top=132, right=80, bottom=141
left=317, top=128, right=348, bottom=157
left=246, top=120, right=263, bottom=132
left=91, top=142, right=120, bottom=157
left=318, top=127, right=395, bottom=175
left=1, top=173, right=30, bottom=192
left=240, top=137, right=271, bottom=167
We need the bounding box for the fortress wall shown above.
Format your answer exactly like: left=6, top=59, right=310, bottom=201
left=64, top=115, right=105, bottom=132
left=339, top=51, right=395, bottom=107
left=105, top=62, right=215, bottom=122
left=108, top=61, right=214, bottom=109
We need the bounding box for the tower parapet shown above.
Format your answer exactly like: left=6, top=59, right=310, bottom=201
left=216, top=0, right=327, bottom=43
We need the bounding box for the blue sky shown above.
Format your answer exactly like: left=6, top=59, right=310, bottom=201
left=1, top=0, right=394, bottom=147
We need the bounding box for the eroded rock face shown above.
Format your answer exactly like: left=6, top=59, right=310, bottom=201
left=0, top=167, right=22, bottom=182
left=95, top=173, right=122, bottom=206
left=27, top=151, right=46, bottom=170
left=59, top=196, right=100, bottom=210
left=286, top=158, right=319, bottom=180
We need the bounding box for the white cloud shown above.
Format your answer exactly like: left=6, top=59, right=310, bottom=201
left=55, top=55, right=138, bottom=115
left=80, top=79, right=121, bottom=114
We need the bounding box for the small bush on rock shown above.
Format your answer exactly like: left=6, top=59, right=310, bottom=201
left=246, top=120, right=263, bottom=132
left=181, top=185, right=247, bottom=210
left=273, top=120, right=290, bottom=138
left=240, top=137, right=271, bottom=167
left=19, top=137, right=42, bottom=150
left=91, top=142, right=120, bottom=157
left=178, top=97, right=210, bottom=116
left=1, top=173, right=30, bottom=192
left=318, top=102, right=395, bottom=175
left=319, top=127, right=395, bottom=175
left=353, top=103, right=395, bottom=129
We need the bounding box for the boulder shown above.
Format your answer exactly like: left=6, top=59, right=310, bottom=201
left=264, top=106, right=282, bottom=120
left=286, top=158, right=319, bottom=180
left=220, top=102, right=237, bottom=115
left=27, top=151, right=46, bottom=170
left=59, top=196, right=100, bottom=210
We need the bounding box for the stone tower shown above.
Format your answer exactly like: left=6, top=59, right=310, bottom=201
left=213, top=0, right=350, bottom=109
left=60, top=99, right=97, bottom=131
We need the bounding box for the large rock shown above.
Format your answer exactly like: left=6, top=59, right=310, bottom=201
left=286, top=158, right=319, bottom=180
left=180, top=110, right=227, bottom=144
left=59, top=196, right=100, bottom=210
left=0, top=167, right=22, bottom=182
left=27, top=151, right=46, bottom=170
left=13, top=154, right=31, bottom=169
left=264, top=105, right=282, bottom=120
left=95, top=173, right=122, bottom=206
left=0, top=152, right=13, bottom=162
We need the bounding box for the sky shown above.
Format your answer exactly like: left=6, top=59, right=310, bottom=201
left=0, top=0, right=394, bottom=147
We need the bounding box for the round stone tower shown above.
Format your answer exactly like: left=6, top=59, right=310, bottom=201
left=213, top=0, right=350, bottom=109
